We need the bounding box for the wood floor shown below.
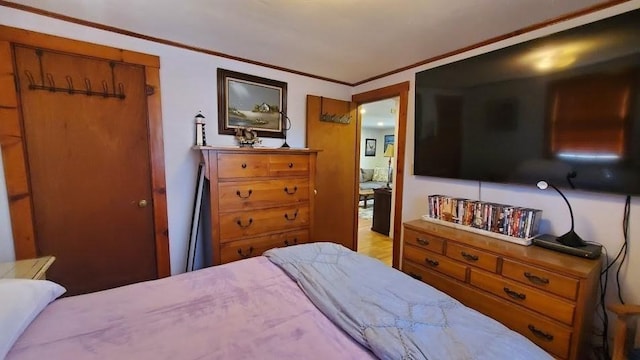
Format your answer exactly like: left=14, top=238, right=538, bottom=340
left=357, top=216, right=393, bottom=266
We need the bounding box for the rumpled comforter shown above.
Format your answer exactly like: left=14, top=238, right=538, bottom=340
left=264, top=242, right=553, bottom=360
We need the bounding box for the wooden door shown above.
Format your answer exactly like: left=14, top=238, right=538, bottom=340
left=13, top=46, right=157, bottom=295
left=306, top=95, right=358, bottom=249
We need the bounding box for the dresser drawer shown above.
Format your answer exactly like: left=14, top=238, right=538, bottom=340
left=404, top=255, right=572, bottom=360
left=269, top=154, right=309, bottom=176
left=217, top=154, right=269, bottom=178
left=492, top=300, right=573, bottom=359
left=218, top=179, right=310, bottom=211
left=403, top=245, right=467, bottom=282
left=220, top=229, right=310, bottom=264
left=446, top=242, right=499, bottom=273
left=219, top=205, right=309, bottom=241
left=502, top=259, right=579, bottom=301
left=469, top=269, right=576, bottom=326
left=403, top=228, right=444, bottom=254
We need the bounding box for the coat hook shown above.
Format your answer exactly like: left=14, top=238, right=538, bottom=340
left=65, top=76, right=74, bottom=94
left=25, top=49, right=125, bottom=100
left=24, top=70, right=36, bottom=88
left=84, top=78, right=92, bottom=95
left=101, top=80, right=109, bottom=97
left=46, top=73, right=56, bottom=92
left=118, top=83, right=125, bottom=99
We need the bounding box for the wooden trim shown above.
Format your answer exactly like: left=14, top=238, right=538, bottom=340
left=0, top=40, right=37, bottom=259
left=352, top=0, right=633, bottom=86
left=0, top=25, right=158, bottom=67
left=0, top=2, right=351, bottom=86
left=352, top=81, right=410, bottom=269
left=349, top=102, right=359, bottom=250
left=145, top=66, right=171, bottom=278
left=353, top=103, right=363, bottom=251
left=0, top=29, right=171, bottom=277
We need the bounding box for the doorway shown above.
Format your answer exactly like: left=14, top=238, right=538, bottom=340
left=356, top=98, right=398, bottom=266
left=352, top=82, right=409, bottom=269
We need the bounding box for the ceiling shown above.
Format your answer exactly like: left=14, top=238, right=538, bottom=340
left=2, top=0, right=615, bottom=84
left=361, top=98, right=397, bottom=129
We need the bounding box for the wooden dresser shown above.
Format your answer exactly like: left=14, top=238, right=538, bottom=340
left=201, top=147, right=318, bottom=265
left=402, top=219, right=601, bottom=360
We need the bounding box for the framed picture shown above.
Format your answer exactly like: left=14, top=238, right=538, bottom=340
left=217, top=68, right=287, bottom=138
left=384, top=134, right=394, bottom=152
left=365, top=138, right=376, bottom=156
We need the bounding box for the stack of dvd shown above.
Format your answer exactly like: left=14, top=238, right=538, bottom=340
left=427, top=195, right=542, bottom=239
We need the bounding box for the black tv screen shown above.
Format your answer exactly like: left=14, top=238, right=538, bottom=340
left=414, top=9, right=640, bottom=195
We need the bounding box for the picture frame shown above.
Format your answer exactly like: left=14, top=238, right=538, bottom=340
left=365, top=138, right=376, bottom=156
left=384, top=134, right=394, bottom=152
left=217, top=68, right=287, bottom=138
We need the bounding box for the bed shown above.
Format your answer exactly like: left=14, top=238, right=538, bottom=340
left=2, top=243, right=552, bottom=360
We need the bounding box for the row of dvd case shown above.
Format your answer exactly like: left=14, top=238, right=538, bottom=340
left=427, top=195, right=543, bottom=239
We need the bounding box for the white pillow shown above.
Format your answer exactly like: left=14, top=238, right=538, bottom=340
left=372, top=167, right=388, bottom=182
left=0, top=279, right=66, bottom=359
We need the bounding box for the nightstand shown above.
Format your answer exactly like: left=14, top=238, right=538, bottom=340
left=0, top=256, right=55, bottom=280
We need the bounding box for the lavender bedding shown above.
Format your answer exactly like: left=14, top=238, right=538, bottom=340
left=6, top=256, right=374, bottom=360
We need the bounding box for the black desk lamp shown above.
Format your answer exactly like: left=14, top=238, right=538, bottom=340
left=536, top=180, right=586, bottom=247
left=260, top=103, right=291, bottom=148
left=280, top=112, right=291, bottom=148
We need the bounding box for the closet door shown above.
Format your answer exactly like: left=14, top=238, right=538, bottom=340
left=14, top=45, right=157, bottom=295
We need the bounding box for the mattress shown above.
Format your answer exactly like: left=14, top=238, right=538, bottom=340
left=6, top=256, right=374, bottom=360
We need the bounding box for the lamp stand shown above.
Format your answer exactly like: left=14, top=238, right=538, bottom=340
left=280, top=113, right=291, bottom=148
left=386, top=157, right=392, bottom=189
left=556, top=230, right=586, bottom=248
left=281, top=128, right=290, bottom=148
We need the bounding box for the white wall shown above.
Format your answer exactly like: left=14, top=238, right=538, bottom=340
left=354, top=0, right=640, bottom=315
left=0, top=7, right=351, bottom=273
left=1, top=2, right=638, bottom=311
left=360, top=127, right=393, bottom=170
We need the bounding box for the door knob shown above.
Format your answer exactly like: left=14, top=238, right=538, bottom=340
left=138, top=200, right=148, bottom=208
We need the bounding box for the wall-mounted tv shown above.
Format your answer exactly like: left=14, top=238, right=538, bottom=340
left=414, top=9, right=640, bottom=195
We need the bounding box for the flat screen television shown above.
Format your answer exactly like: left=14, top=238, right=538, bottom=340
left=414, top=9, right=640, bottom=195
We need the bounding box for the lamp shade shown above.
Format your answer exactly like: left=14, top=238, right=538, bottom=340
left=384, top=144, right=395, bottom=158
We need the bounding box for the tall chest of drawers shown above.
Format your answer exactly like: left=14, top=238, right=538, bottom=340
left=402, top=219, right=601, bottom=360
left=201, top=147, right=318, bottom=265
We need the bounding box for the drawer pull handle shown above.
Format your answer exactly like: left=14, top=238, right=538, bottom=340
left=416, top=238, right=429, bottom=246
left=503, top=287, right=526, bottom=300
left=524, top=272, right=549, bottom=285
left=408, top=272, right=423, bottom=281
left=284, top=210, right=299, bottom=221
left=425, top=258, right=439, bottom=267
left=461, top=251, right=479, bottom=261
left=236, top=218, right=253, bottom=228
left=284, top=186, right=298, bottom=195
left=237, top=246, right=254, bottom=259
left=284, top=238, right=298, bottom=246
left=288, top=162, right=294, bottom=168
left=241, top=163, right=247, bottom=169
left=527, top=325, right=554, bottom=341
left=236, top=189, right=253, bottom=199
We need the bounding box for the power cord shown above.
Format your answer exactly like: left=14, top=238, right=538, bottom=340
left=592, top=195, right=631, bottom=360
left=615, top=195, right=631, bottom=304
